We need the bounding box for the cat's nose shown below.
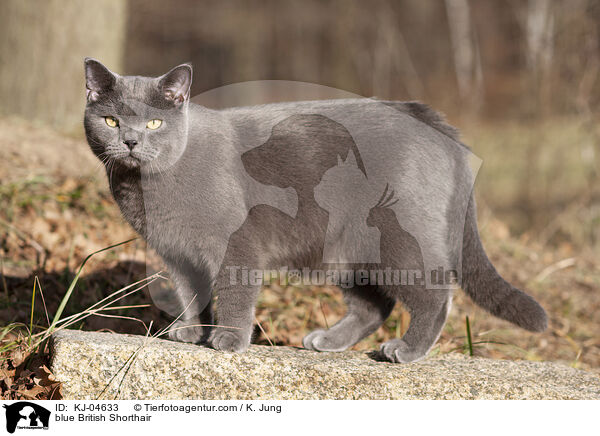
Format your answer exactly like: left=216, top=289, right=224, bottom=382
left=123, top=139, right=138, bottom=150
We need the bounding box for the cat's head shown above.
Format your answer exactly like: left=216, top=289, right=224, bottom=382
left=83, top=58, right=192, bottom=171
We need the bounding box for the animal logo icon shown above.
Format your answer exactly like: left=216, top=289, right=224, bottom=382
left=2, top=402, right=50, bottom=433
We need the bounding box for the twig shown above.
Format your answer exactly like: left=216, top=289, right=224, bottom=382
left=255, top=317, right=274, bottom=346
left=319, top=298, right=329, bottom=329
left=88, top=313, right=149, bottom=330
left=28, top=278, right=36, bottom=347
left=96, top=321, right=154, bottom=400
left=534, top=257, right=576, bottom=282
left=34, top=276, right=50, bottom=327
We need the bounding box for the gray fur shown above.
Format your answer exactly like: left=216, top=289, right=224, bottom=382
left=84, top=59, right=547, bottom=363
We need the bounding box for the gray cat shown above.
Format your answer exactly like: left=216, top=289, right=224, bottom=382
left=83, top=58, right=547, bottom=363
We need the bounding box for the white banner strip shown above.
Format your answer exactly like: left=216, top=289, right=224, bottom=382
left=0, top=400, right=596, bottom=435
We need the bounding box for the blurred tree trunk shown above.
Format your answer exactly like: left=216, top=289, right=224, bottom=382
left=445, top=0, right=483, bottom=116
left=0, top=0, right=127, bottom=134
left=524, top=0, right=554, bottom=118
left=518, top=0, right=554, bottom=227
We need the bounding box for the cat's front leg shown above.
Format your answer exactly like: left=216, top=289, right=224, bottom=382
left=209, top=275, right=261, bottom=353
left=163, top=258, right=214, bottom=344
left=169, top=306, right=213, bottom=344
left=209, top=212, right=270, bottom=353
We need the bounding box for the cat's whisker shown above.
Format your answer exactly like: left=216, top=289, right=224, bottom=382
left=107, top=158, right=116, bottom=194
left=94, top=153, right=113, bottom=173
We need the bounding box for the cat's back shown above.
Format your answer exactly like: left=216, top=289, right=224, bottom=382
left=218, top=98, right=463, bottom=147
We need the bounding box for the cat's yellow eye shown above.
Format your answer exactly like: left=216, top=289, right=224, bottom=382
left=146, top=119, right=163, bottom=130
left=105, top=116, right=118, bottom=128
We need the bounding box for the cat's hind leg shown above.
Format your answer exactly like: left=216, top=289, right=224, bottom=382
left=303, top=285, right=395, bottom=352
left=380, top=289, right=452, bottom=363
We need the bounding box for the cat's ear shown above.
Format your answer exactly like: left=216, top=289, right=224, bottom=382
left=337, top=155, right=344, bottom=166
left=344, top=151, right=358, bottom=167
left=84, top=58, right=117, bottom=103
left=158, top=63, right=192, bottom=106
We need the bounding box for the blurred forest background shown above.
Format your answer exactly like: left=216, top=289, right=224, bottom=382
left=1, top=0, right=599, bottom=238
left=0, top=0, right=599, bottom=397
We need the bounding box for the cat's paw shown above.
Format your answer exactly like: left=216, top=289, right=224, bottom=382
left=168, top=318, right=210, bottom=344
left=210, top=329, right=249, bottom=353
left=302, top=329, right=351, bottom=352
left=379, top=339, right=426, bottom=363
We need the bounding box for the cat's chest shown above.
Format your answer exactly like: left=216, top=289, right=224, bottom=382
left=111, top=176, right=146, bottom=236
left=124, top=180, right=213, bottom=256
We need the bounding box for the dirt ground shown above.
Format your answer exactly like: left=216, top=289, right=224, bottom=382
left=1, top=116, right=598, bottom=397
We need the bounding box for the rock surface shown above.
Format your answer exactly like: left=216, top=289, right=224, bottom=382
left=50, top=329, right=600, bottom=400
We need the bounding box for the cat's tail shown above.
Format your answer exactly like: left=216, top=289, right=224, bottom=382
left=460, top=196, right=547, bottom=332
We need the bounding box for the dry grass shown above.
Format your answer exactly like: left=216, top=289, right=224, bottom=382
left=0, top=116, right=598, bottom=399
